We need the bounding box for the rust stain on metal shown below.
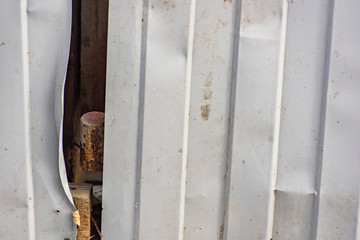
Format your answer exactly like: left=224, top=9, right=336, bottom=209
left=201, top=104, right=211, bottom=120
left=80, top=111, right=105, bottom=172
left=203, top=73, right=213, bottom=100
left=164, top=0, right=176, bottom=9
left=201, top=72, right=212, bottom=120
left=219, top=222, right=225, bottom=239
left=203, top=89, right=213, bottom=100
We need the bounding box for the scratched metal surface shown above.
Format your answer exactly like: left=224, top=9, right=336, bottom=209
left=102, top=0, right=360, bottom=239
left=0, top=1, right=75, bottom=239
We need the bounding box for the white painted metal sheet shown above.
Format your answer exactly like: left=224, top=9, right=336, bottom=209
left=0, top=1, right=75, bottom=239
left=103, top=0, right=360, bottom=239
left=317, top=0, right=360, bottom=238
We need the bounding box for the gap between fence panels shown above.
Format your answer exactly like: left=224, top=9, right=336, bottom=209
left=64, top=0, right=109, bottom=239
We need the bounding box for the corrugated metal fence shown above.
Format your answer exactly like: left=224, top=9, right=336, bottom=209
left=1, top=0, right=360, bottom=239
left=0, top=1, right=75, bottom=239
left=102, top=0, right=360, bottom=239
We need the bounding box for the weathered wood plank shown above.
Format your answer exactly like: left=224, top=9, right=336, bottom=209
left=64, top=0, right=81, bottom=182
left=70, top=183, right=93, bottom=240
left=65, top=0, right=109, bottom=183
left=80, top=0, right=109, bottom=115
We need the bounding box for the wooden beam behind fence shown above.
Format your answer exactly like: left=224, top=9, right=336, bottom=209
left=70, top=183, right=93, bottom=240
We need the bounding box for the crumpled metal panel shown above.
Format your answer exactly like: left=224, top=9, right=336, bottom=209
left=0, top=1, right=75, bottom=239
left=103, top=0, right=360, bottom=239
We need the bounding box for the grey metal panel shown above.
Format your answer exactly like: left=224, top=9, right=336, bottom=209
left=225, top=0, right=287, bottom=239
left=272, top=0, right=332, bottom=239
left=103, top=0, right=360, bottom=239
left=102, top=0, right=144, bottom=239
left=137, top=0, right=193, bottom=238
left=0, top=1, right=75, bottom=239
left=0, top=2, right=33, bottom=239
left=184, top=1, right=234, bottom=239
left=316, top=0, right=360, bottom=238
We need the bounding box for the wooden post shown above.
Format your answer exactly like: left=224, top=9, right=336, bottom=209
left=64, top=0, right=109, bottom=183
left=70, top=183, right=93, bottom=240
left=64, top=0, right=81, bottom=183
left=80, top=0, right=108, bottom=115
left=80, top=111, right=105, bottom=172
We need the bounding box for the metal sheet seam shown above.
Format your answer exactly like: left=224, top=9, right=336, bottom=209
left=178, top=0, right=197, bottom=239
left=21, top=0, right=36, bottom=238
left=57, top=0, right=75, bottom=208
left=134, top=0, right=150, bottom=238
left=58, top=0, right=76, bottom=208
left=266, top=0, right=289, bottom=238
left=221, top=0, right=243, bottom=239
left=311, top=0, right=335, bottom=238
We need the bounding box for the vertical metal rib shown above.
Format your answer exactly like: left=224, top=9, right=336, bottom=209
left=310, top=0, right=335, bottom=238
left=220, top=1, right=242, bottom=239
left=178, top=0, right=197, bottom=239
left=265, top=0, right=289, bottom=238
left=134, top=0, right=150, bottom=238
left=21, top=0, right=36, bottom=239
